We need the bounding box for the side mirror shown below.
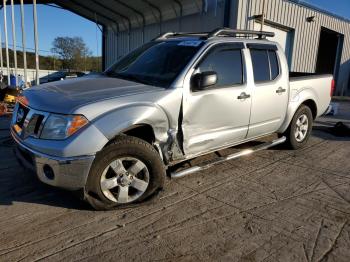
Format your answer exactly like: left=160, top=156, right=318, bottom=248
left=192, top=71, right=217, bottom=91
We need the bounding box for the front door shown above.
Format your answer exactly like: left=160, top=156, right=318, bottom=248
left=182, top=43, right=252, bottom=156
left=246, top=44, right=289, bottom=138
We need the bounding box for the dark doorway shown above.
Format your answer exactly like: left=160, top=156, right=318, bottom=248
left=316, top=27, right=344, bottom=81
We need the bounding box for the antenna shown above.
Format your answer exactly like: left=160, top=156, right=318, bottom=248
left=260, top=0, right=266, bottom=32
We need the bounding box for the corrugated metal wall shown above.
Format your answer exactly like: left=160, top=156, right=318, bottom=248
left=236, top=0, right=350, bottom=95
left=104, top=0, right=226, bottom=67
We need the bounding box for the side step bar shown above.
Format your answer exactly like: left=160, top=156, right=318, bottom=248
left=171, top=136, right=286, bottom=179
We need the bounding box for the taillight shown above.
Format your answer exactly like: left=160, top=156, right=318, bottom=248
left=330, top=79, right=335, bottom=97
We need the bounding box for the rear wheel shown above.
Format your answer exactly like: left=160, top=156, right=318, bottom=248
left=84, top=136, right=165, bottom=210
left=283, top=105, right=313, bottom=149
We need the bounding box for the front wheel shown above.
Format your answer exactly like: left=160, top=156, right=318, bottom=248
left=84, top=136, right=165, bottom=210
left=283, top=105, right=313, bottom=149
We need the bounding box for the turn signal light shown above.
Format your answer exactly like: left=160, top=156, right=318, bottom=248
left=16, top=96, right=29, bottom=106
left=67, top=115, right=89, bottom=136
left=330, top=79, right=335, bottom=97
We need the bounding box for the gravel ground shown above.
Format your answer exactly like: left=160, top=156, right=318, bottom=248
left=0, top=102, right=349, bottom=262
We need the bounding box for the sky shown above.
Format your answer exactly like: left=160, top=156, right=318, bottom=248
left=0, top=4, right=102, bottom=57
left=302, top=0, right=350, bottom=20
left=0, top=1, right=348, bottom=57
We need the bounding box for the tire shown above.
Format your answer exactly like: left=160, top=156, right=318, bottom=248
left=84, top=136, right=165, bottom=210
left=283, top=105, right=313, bottom=150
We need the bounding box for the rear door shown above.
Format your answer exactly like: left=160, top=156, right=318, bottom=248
left=246, top=44, right=289, bottom=138
left=253, top=22, right=294, bottom=67
left=182, top=43, right=252, bottom=156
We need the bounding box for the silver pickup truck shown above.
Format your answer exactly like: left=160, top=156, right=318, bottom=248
left=11, top=29, right=332, bottom=210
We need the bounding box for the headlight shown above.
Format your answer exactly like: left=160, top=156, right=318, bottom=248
left=40, top=114, right=88, bottom=140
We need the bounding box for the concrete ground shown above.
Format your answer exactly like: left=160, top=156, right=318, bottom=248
left=0, top=102, right=349, bottom=262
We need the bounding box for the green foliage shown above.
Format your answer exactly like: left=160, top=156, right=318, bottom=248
left=51, top=36, right=102, bottom=72
left=0, top=47, right=102, bottom=72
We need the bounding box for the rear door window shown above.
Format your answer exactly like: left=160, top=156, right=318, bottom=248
left=250, top=48, right=280, bottom=82
left=250, top=49, right=270, bottom=82
left=268, top=50, right=280, bottom=80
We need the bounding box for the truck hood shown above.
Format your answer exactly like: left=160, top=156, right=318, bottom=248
left=23, top=74, right=163, bottom=114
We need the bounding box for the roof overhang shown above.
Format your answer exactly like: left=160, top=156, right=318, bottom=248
left=53, top=0, right=203, bottom=31
left=288, top=0, right=350, bottom=23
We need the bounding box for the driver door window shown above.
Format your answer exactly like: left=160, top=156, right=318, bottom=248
left=195, top=47, right=244, bottom=90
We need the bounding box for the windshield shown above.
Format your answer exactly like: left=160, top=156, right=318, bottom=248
left=104, top=40, right=203, bottom=88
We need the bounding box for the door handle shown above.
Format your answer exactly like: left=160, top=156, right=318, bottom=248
left=276, top=87, right=286, bottom=94
left=237, top=92, right=250, bottom=100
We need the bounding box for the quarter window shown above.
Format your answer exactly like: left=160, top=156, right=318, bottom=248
left=268, top=50, right=280, bottom=80
left=197, top=47, right=243, bottom=88
left=250, top=49, right=280, bottom=82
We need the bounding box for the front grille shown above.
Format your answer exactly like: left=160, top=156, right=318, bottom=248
left=15, top=103, right=30, bottom=128
left=25, top=114, right=45, bottom=136
left=12, top=103, right=49, bottom=139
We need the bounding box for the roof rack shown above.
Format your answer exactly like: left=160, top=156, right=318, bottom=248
left=209, top=28, right=275, bottom=39
left=155, top=32, right=209, bottom=40
left=154, top=28, right=275, bottom=41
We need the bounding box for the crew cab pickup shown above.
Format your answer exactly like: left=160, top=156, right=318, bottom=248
left=11, top=29, right=332, bottom=210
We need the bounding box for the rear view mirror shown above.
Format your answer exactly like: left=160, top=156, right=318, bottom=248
left=192, top=71, right=217, bottom=91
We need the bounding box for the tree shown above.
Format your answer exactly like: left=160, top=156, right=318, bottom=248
left=51, top=36, right=91, bottom=71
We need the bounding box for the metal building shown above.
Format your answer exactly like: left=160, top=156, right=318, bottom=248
left=53, top=0, right=350, bottom=95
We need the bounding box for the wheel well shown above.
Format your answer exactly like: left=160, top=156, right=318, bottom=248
left=104, top=125, right=156, bottom=148
left=121, top=124, right=156, bottom=144
left=301, top=100, right=317, bottom=119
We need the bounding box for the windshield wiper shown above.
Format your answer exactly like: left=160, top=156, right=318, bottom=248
left=105, top=72, right=156, bottom=86
left=104, top=71, right=121, bottom=78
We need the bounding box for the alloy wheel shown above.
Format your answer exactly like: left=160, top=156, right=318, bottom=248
left=100, top=157, right=149, bottom=203
left=294, top=114, right=309, bottom=142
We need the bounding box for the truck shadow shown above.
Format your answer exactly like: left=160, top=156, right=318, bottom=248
left=0, top=144, right=89, bottom=210
left=312, top=116, right=350, bottom=141
left=0, top=167, right=90, bottom=210
left=311, top=99, right=350, bottom=141
left=312, top=125, right=350, bottom=141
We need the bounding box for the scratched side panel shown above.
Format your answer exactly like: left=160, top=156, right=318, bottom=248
left=182, top=88, right=251, bottom=155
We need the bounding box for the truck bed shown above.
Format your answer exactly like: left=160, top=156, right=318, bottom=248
left=289, top=72, right=333, bottom=118
left=289, top=72, right=322, bottom=78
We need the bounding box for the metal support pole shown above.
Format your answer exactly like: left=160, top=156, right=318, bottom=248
left=144, top=0, right=161, bottom=34
left=115, top=0, right=145, bottom=44
left=3, top=0, right=10, bottom=85
left=116, top=23, right=119, bottom=60
left=20, top=0, right=27, bottom=88
left=10, top=0, right=18, bottom=86
left=90, top=0, right=131, bottom=52
left=0, top=21, right=3, bottom=75
left=260, top=0, right=266, bottom=32
left=127, top=20, right=131, bottom=52
left=174, top=0, right=183, bottom=31
left=33, top=0, right=39, bottom=85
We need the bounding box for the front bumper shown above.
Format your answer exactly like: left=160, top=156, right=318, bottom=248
left=12, top=130, right=95, bottom=190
